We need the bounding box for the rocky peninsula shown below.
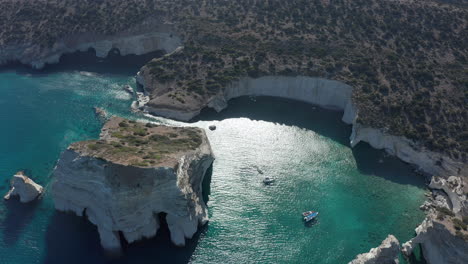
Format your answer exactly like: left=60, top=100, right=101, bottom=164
left=51, top=117, right=214, bottom=252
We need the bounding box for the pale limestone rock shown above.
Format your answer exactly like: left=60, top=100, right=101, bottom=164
left=429, top=176, right=467, bottom=215
left=51, top=119, right=214, bottom=253
left=349, top=235, right=400, bottom=264
left=4, top=171, right=43, bottom=203
left=402, top=213, right=468, bottom=264
left=136, top=73, right=465, bottom=178
left=0, top=20, right=181, bottom=69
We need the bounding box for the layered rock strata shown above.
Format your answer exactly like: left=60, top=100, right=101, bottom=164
left=349, top=235, right=400, bottom=264
left=402, top=176, right=468, bottom=264
left=0, top=21, right=181, bottom=69
left=136, top=75, right=466, bottom=178
left=51, top=117, right=214, bottom=252
left=3, top=171, right=43, bottom=203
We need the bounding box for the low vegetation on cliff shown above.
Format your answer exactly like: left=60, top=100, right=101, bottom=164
left=71, top=117, right=203, bottom=167
left=1, top=0, right=467, bottom=161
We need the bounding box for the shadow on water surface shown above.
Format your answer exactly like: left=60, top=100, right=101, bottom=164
left=0, top=48, right=164, bottom=76
left=192, top=96, right=351, bottom=146
left=194, top=96, right=426, bottom=187
left=43, top=211, right=208, bottom=264
left=1, top=198, right=40, bottom=246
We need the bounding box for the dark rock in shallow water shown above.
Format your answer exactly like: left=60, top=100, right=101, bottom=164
left=209, top=125, right=216, bottom=131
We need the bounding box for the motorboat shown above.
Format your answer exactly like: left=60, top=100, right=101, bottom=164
left=303, top=211, right=319, bottom=222
left=302, top=211, right=316, bottom=217
left=263, top=177, right=274, bottom=184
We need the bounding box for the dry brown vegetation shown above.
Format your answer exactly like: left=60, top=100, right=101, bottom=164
left=71, top=117, right=203, bottom=167
left=1, top=0, right=467, bottom=161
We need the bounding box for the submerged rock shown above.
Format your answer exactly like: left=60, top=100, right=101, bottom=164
left=51, top=117, right=214, bottom=253
left=93, top=107, right=108, bottom=121
left=4, top=171, right=43, bottom=203
left=124, top=85, right=134, bottom=94
left=349, top=235, right=400, bottom=264
left=208, top=125, right=216, bottom=131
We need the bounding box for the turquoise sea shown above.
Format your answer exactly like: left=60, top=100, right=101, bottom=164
left=0, top=53, right=427, bottom=263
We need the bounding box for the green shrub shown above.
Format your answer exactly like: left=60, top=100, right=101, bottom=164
left=453, top=218, right=467, bottom=231
left=437, top=207, right=455, bottom=217
left=463, top=216, right=468, bottom=225
left=88, top=144, right=99, bottom=151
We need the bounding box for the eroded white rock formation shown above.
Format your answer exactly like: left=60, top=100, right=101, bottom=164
left=428, top=176, right=467, bottom=215
left=402, top=212, right=468, bottom=264
left=4, top=171, right=43, bottom=203
left=349, top=235, right=400, bottom=264
left=137, top=75, right=466, bottom=178
left=0, top=21, right=181, bottom=69
left=51, top=118, right=214, bottom=253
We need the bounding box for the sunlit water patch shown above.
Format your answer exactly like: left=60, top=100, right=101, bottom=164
left=0, top=64, right=426, bottom=264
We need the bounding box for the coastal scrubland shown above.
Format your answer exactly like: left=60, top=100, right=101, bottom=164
left=0, top=0, right=467, bottom=161
left=72, top=117, right=203, bottom=167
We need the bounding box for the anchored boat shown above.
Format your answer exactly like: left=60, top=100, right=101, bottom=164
left=263, top=177, right=274, bottom=184
left=303, top=211, right=319, bottom=222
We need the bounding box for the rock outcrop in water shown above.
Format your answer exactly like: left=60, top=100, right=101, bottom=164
left=51, top=117, right=214, bottom=253
left=3, top=171, right=43, bottom=203
left=349, top=235, right=400, bottom=264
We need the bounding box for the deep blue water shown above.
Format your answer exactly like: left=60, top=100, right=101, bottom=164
left=0, top=54, right=427, bottom=264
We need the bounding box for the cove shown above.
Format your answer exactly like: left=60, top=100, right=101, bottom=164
left=0, top=60, right=426, bottom=263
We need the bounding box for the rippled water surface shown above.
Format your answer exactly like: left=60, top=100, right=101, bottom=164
left=0, top=59, right=426, bottom=264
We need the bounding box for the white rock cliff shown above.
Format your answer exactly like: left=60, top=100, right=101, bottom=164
left=349, top=235, right=400, bottom=264
left=138, top=75, right=465, bottom=178
left=0, top=20, right=181, bottom=69
left=51, top=119, right=214, bottom=253
left=3, top=171, right=43, bottom=203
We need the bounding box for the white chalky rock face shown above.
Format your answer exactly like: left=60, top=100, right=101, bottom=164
left=136, top=74, right=466, bottom=179
left=51, top=117, right=214, bottom=253
left=0, top=21, right=181, bottom=69
left=4, top=171, right=43, bottom=203
left=402, top=213, right=468, bottom=264
left=349, top=235, right=400, bottom=264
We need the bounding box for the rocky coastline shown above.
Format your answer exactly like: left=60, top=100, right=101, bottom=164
left=136, top=74, right=466, bottom=179
left=136, top=74, right=468, bottom=263
left=51, top=117, right=214, bottom=253
left=0, top=22, right=181, bottom=69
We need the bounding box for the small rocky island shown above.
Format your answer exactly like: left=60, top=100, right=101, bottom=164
left=4, top=171, right=43, bottom=203
left=51, top=117, right=214, bottom=253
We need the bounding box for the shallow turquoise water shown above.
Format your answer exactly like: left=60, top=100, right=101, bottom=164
left=0, top=60, right=426, bottom=263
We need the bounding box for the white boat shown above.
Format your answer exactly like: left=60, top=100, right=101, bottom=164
left=263, top=177, right=274, bottom=184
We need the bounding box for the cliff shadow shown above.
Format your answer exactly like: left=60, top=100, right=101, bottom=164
left=194, top=96, right=426, bottom=187
left=1, top=197, right=40, bottom=246
left=202, top=164, right=213, bottom=204
left=43, top=211, right=208, bottom=264
left=192, top=96, right=351, bottom=147
left=351, top=143, right=427, bottom=187
left=0, top=48, right=164, bottom=76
